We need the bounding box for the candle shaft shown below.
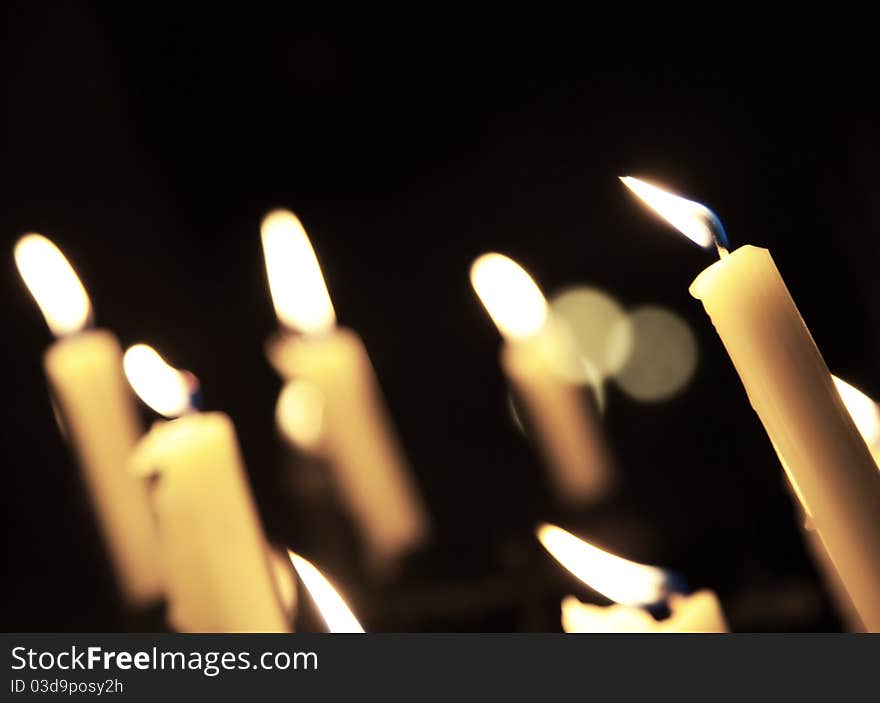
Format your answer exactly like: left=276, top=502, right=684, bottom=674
left=133, top=412, right=288, bottom=632
left=690, top=245, right=880, bottom=631
left=502, top=330, right=613, bottom=505
left=270, top=328, right=429, bottom=574
left=44, top=329, right=161, bottom=607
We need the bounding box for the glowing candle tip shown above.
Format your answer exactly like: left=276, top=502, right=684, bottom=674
left=470, top=252, right=548, bottom=341
left=288, top=551, right=364, bottom=633
left=537, top=523, right=670, bottom=606
left=833, top=375, right=880, bottom=449
left=260, top=209, right=336, bottom=335
left=14, top=233, right=93, bottom=337
left=123, top=344, right=196, bottom=419
left=619, top=176, right=729, bottom=252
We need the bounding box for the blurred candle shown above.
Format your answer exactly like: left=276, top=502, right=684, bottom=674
left=538, top=524, right=728, bottom=632
left=288, top=551, right=364, bottom=632
left=470, top=253, right=613, bottom=505
left=269, top=545, right=298, bottom=620
left=262, top=210, right=429, bottom=575
left=14, top=234, right=161, bottom=607
left=622, top=176, right=880, bottom=632
left=126, top=344, right=288, bottom=632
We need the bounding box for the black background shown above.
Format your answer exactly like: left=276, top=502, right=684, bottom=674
left=3, top=3, right=879, bottom=631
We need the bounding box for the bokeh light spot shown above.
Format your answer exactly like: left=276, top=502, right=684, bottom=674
left=613, top=305, right=698, bottom=402
left=549, top=286, right=633, bottom=381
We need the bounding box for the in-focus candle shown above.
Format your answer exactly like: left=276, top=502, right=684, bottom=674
left=621, top=176, right=880, bottom=632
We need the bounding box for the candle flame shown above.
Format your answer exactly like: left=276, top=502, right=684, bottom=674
left=123, top=344, right=194, bottom=418
left=619, top=176, right=728, bottom=250
left=833, top=375, right=880, bottom=450
left=470, top=253, right=548, bottom=341
left=288, top=551, right=364, bottom=633
left=14, top=233, right=93, bottom=337
left=261, top=210, right=336, bottom=335
left=537, top=523, right=669, bottom=606
left=276, top=380, right=325, bottom=451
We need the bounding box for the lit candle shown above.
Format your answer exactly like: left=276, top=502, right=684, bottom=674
left=538, top=524, right=728, bottom=632
left=470, top=253, right=613, bottom=505
left=288, top=551, right=364, bottom=632
left=125, top=344, right=288, bottom=632
left=621, top=176, right=880, bottom=632
left=261, top=210, right=429, bottom=575
left=14, top=234, right=161, bottom=608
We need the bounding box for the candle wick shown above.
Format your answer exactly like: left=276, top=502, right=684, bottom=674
left=716, top=242, right=730, bottom=259
left=185, top=373, right=203, bottom=413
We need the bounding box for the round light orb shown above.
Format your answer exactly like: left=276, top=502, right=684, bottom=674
left=613, top=305, right=698, bottom=402
left=550, top=286, right=634, bottom=382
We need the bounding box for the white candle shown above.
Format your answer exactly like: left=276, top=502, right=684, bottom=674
left=621, top=176, right=880, bottom=632
left=288, top=550, right=364, bottom=633
left=562, top=591, right=727, bottom=633
left=470, top=253, right=613, bottom=505
left=538, top=523, right=728, bottom=632
left=805, top=375, right=880, bottom=631
left=261, top=210, right=429, bottom=575
left=14, top=234, right=161, bottom=607
left=125, top=344, right=288, bottom=633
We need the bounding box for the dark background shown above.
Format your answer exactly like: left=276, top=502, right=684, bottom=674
left=3, top=3, right=879, bottom=631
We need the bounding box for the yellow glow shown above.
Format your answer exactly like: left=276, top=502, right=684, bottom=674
left=14, top=233, right=92, bottom=337
left=537, top=523, right=667, bottom=606
left=260, top=210, right=336, bottom=335
left=123, top=344, right=193, bottom=418
left=833, top=375, right=880, bottom=450
left=470, top=253, right=548, bottom=341
left=619, top=176, right=715, bottom=248
left=550, top=286, right=633, bottom=380
left=276, top=380, right=325, bottom=451
left=288, top=551, right=364, bottom=633
left=614, top=305, right=698, bottom=402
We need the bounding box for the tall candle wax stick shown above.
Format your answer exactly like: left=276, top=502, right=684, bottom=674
left=261, top=210, right=429, bottom=575
left=288, top=551, right=364, bottom=633
left=14, top=234, right=161, bottom=607
left=621, top=176, right=880, bottom=631
left=125, top=344, right=288, bottom=633
left=470, top=253, right=613, bottom=505
left=538, top=524, right=728, bottom=632
left=802, top=375, right=880, bottom=631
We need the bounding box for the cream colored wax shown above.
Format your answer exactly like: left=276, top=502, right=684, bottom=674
left=690, top=245, right=880, bottom=632
left=502, top=320, right=613, bottom=505
left=45, top=329, right=162, bottom=607
left=131, top=412, right=288, bottom=632
left=269, top=329, right=429, bottom=575
left=562, top=590, right=728, bottom=633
